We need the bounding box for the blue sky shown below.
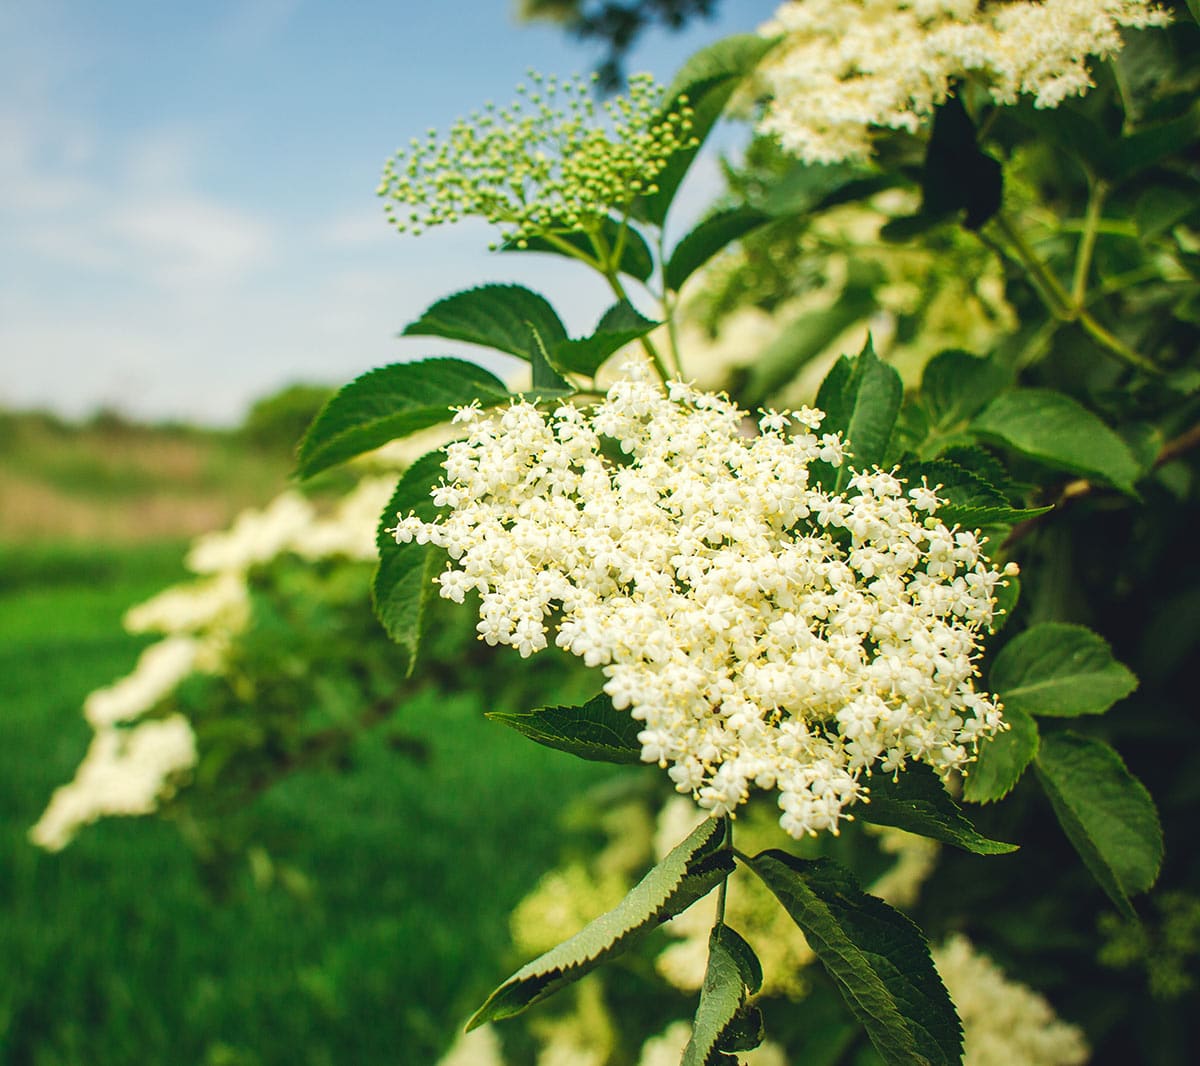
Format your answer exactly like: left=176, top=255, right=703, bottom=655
left=0, top=0, right=778, bottom=424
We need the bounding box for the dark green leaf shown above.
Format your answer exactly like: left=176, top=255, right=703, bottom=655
left=747, top=852, right=962, bottom=1066
left=665, top=207, right=771, bottom=292
left=1109, top=103, right=1200, bottom=183
left=372, top=449, right=448, bottom=673
left=639, top=34, right=781, bottom=227
left=527, top=325, right=572, bottom=393
left=297, top=358, right=507, bottom=479
left=1135, top=180, right=1200, bottom=241
left=740, top=286, right=875, bottom=407
left=972, top=389, right=1142, bottom=494
left=906, top=460, right=1007, bottom=510
left=682, top=925, right=764, bottom=1066
left=551, top=302, right=661, bottom=378
left=486, top=693, right=643, bottom=765
left=467, top=816, right=733, bottom=1030
left=921, top=351, right=1011, bottom=429
left=505, top=218, right=655, bottom=282
left=990, top=622, right=1138, bottom=718
left=921, top=95, right=1002, bottom=231
left=963, top=704, right=1038, bottom=805
left=1035, top=733, right=1163, bottom=917
left=859, top=763, right=1017, bottom=854
left=811, top=337, right=903, bottom=488
left=400, top=284, right=568, bottom=361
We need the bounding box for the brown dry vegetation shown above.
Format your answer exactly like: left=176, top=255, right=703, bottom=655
left=0, top=410, right=297, bottom=543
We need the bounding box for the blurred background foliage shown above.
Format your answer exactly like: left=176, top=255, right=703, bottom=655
left=4, top=2, right=1200, bottom=1064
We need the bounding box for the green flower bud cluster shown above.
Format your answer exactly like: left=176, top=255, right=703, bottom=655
left=377, top=72, right=696, bottom=247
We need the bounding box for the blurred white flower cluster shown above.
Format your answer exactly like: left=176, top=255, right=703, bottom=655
left=31, top=477, right=397, bottom=851
left=393, top=369, right=1012, bottom=839
left=754, top=0, right=1169, bottom=163
left=934, top=935, right=1090, bottom=1066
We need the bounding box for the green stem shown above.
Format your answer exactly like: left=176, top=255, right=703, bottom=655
left=716, top=816, right=734, bottom=925
left=987, top=211, right=1161, bottom=375
left=537, top=229, right=604, bottom=272
left=1071, top=179, right=1107, bottom=307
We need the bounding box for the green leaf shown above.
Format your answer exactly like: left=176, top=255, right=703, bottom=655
left=934, top=503, right=1051, bottom=530
left=905, top=459, right=1007, bottom=510
left=762, top=161, right=893, bottom=219
left=505, top=218, right=655, bottom=282
left=682, top=925, right=764, bottom=1066
left=963, top=704, right=1038, bottom=805
left=920, top=95, right=1002, bottom=230
left=811, top=337, right=903, bottom=488
left=1035, top=732, right=1163, bottom=917
left=859, top=763, right=1017, bottom=854
left=989, top=572, right=1020, bottom=634
left=527, top=324, right=572, bottom=393
left=468, top=816, right=733, bottom=1030
left=486, top=693, right=643, bottom=765
left=990, top=622, right=1138, bottom=718
left=400, top=284, right=568, bottom=361
left=746, top=852, right=962, bottom=1066
left=1187, top=0, right=1200, bottom=24
left=1108, top=103, right=1200, bottom=183
left=665, top=207, right=771, bottom=292
left=297, top=358, right=507, bottom=479
left=639, top=34, right=781, bottom=227
left=921, top=351, right=1011, bottom=430
left=371, top=449, right=448, bottom=673
left=1135, top=179, right=1200, bottom=241
left=740, top=285, right=875, bottom=407
left=551, top=302, right=661, bottom=378
left=972, top=389, right=1142, bottom=494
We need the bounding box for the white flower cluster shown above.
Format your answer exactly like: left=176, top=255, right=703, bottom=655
left=754, top=0, right=1170, bottom=163
left=934, top=935, right=1090, bottom=1066
left=32, top=476, right=398, bottom=851
left=392, top=370, right=1011, bottom=839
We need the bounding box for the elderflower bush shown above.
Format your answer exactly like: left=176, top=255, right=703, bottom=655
left=39, top=3, right=1200, bottom=1059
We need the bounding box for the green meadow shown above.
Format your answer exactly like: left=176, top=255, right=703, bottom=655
left=0, top=417, right=614, bottom=1064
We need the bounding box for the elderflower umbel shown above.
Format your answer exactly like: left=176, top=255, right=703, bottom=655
left=753, top=0, right=1170, bottom=164
left=391, top=369, right=1013, bottom=840
left=377, top=71, right=695, bottom=247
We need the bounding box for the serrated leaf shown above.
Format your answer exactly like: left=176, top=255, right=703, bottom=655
left=906, top=459, right=1008, bottom=510
left=921, top=351, right=1011, bottom=430
left=811, top=337, right=903, bottom=489
left=963, top=704, right=1038, bottom=804
left=747, top=852, right=962, bottom=1066
left=935, top=503, right=1052, bottom=529
left=400, top=284, right=568, bottom=361
left=936, top=446, right=1015, bottom=497
left=486, top=693, right=643, bottom=765
left=551, top=302, right=661, bottom=378
left=741, top=286, right=875, bottom=407
left=372, top=449, right=448, bottom=672
left=859, top=763, right=1017, bottom=854
left=682, top=925, right=764, bottom=1066
left=505, top=218, right=655, bottom=282
left=527, top=324, right=572, bottom=393
left=972, top=389, right=1142, bottom=494
left=990, top=623, right=1138, bottom=718
left=639, top=34, right=780, bottom=227
left=297, top=358, right=508, bottom=479
left=468, top=817, right=733, bottom=1030
left=665, top=207, right=771, bottom=292
left=1035, top=732, right=1163, bottom=917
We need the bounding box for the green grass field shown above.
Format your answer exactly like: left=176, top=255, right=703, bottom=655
left=0, top=540, right=618, bottom=1065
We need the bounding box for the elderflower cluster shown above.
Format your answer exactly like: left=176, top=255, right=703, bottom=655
left=32, top=476, right=399, bottom=851
left=392, top=369, right=1012, bottom=839
left=933, top=935, right=1089, bottom=1066
left=377, top=71, right=695, bottom=247
left=754, top=0, right=1170, bottom=164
